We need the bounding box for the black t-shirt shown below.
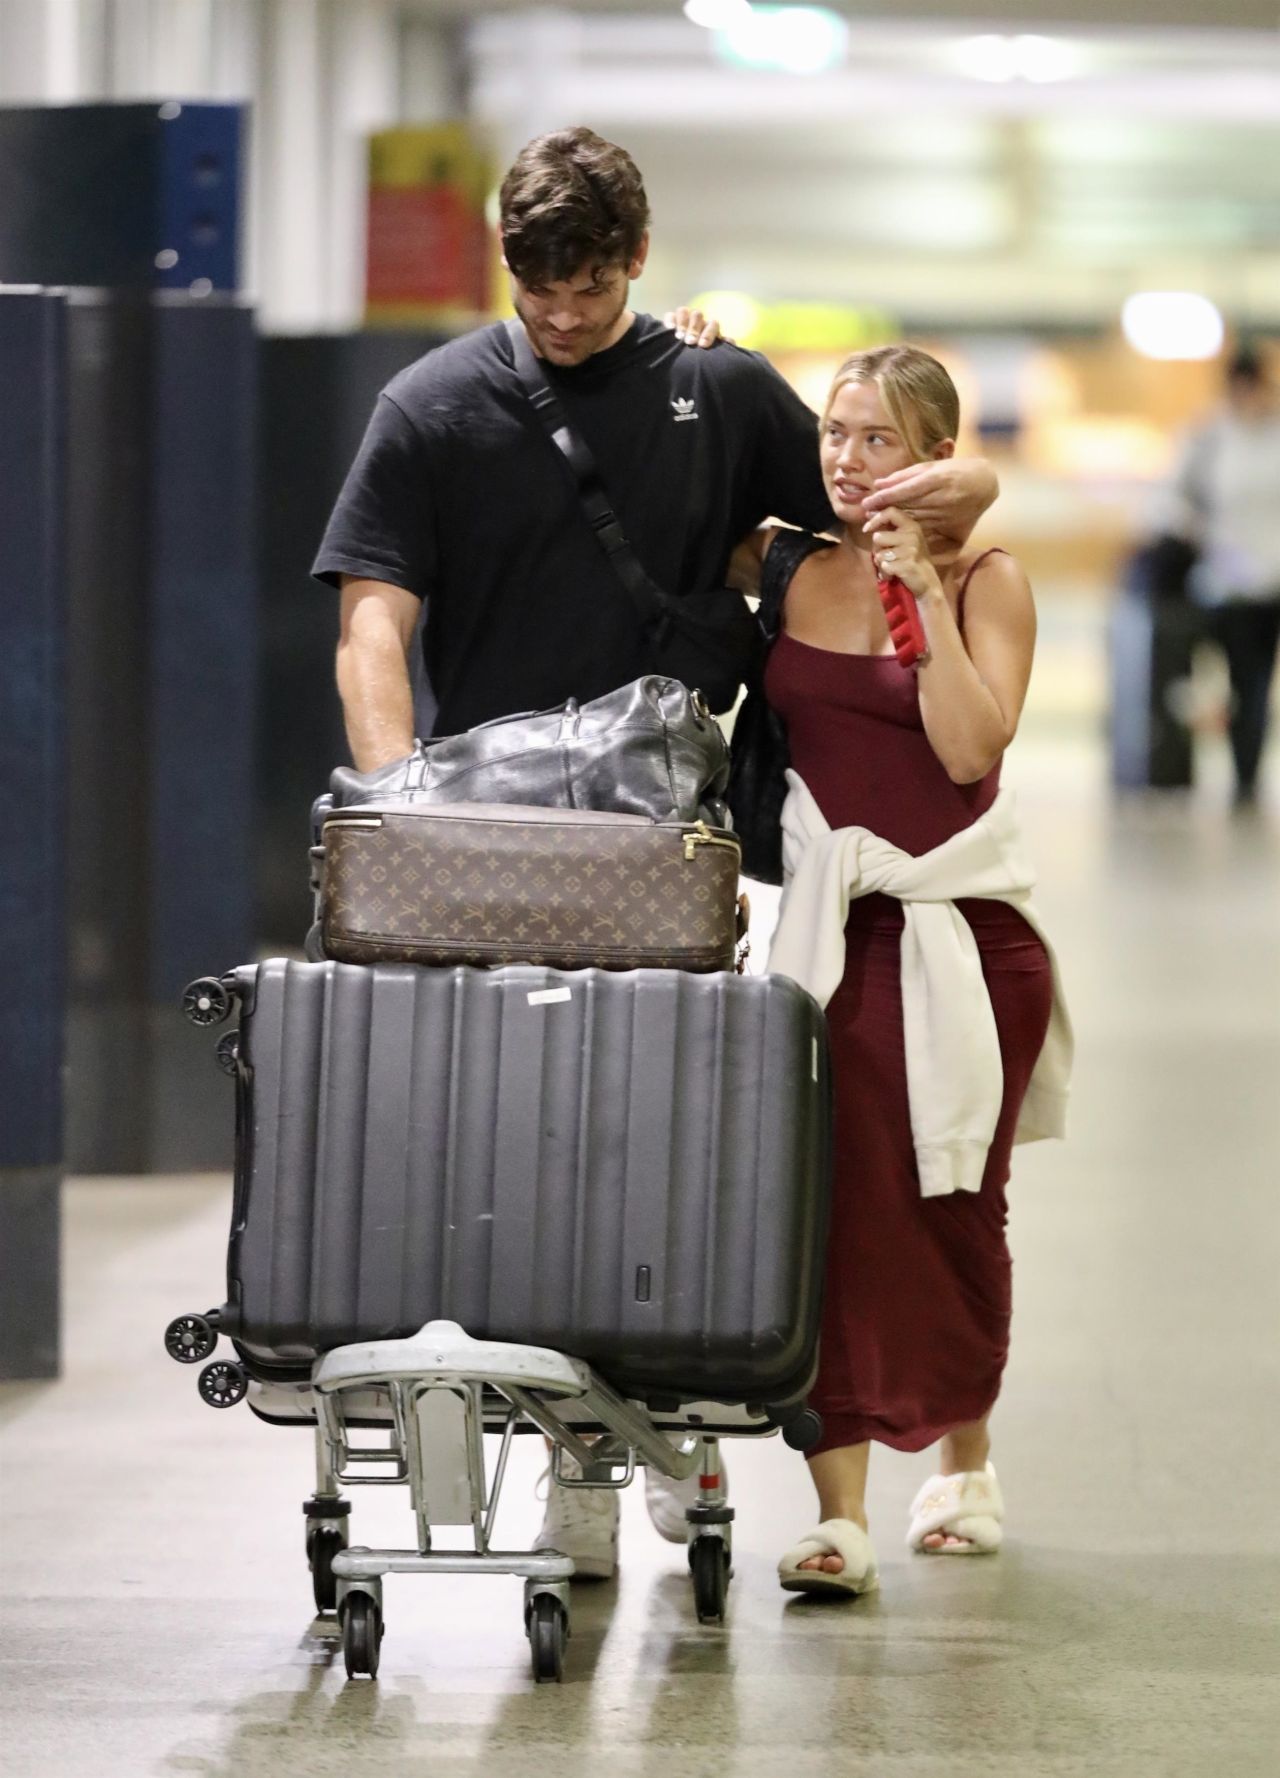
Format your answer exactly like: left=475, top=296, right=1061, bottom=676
left=313, top=313, right=834, bottom=734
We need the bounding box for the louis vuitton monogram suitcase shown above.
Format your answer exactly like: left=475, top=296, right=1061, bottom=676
left=317, top=802, right=747, bottom=972
left=215, top=960, right=831, bottom=1406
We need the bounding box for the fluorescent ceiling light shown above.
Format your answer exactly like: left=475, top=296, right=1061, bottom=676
left=1015, top=35, right=1078, bottom=84
left=715, top=6, right=849, bottom=76
left=953, top=33, right=1078, bottom=84
left=956, top=34, right=1019, bottom=83
left=684, top=0, right=753, bottom=28
left=1122, top=292, right=1224, bottom=361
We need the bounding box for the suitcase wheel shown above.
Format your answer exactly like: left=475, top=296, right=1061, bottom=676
left=780, top=1407, right=824, bottom=1453
left=690, top=1535, right=730, bottom=1624
left=341, top=1592, right=382, bottom=1680
left=307, top=1524, right=347, bottom=1615
left=182, top=977, right=232, bottom=1027
left=528, top=1592, right=568, bottom=1684
left=164, top=1313, right=217, bottom=1365
left=215, top=1031, right=240, bottom=1076
left=196, top=1359, right=248, bottom=1409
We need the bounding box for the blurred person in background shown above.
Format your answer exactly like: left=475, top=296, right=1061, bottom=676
left=1164, top=343, right=1280, bottom=809
left=312, top=128, right=998, bottom=1583
left=732, top=347, right=1071, bottom=1596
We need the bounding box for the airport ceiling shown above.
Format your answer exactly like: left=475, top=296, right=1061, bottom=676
left=435, top=3, right=1280, bottom=322
left=406, top=1, right=1280, bottom=23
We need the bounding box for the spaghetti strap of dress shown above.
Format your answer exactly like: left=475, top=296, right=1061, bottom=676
left=955, top=546, right=1010, bottom=639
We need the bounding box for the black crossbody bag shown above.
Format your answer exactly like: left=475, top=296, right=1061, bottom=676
left=724, top=529, right=829, bottom=884
left=505, top=317, right=759, bottom=714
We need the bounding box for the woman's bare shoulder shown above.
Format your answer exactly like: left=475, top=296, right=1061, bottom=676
left=956, top=546, right=1032, bottom=597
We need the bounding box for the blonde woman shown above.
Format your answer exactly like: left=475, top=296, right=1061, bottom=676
left=734, top=347, right=1071, bottom=1594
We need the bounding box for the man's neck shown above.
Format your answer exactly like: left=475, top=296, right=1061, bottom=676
left=594, top=307, right=637, bottom=355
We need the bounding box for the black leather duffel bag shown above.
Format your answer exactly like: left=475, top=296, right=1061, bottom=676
left=327, top=674, right=730, bottom=825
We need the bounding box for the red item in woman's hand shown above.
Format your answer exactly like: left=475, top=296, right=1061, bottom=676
left=877, top=576, right=929, bottom=668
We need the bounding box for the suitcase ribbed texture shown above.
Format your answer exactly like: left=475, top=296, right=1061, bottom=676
left=227, top=961, right=829, bottom=1403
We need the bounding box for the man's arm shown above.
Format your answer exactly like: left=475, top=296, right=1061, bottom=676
left=725, top=525, right=777, bottom=598
left=863, top=459, right=998, bottom=561
left=336, top=577, right=423, bottom=771
left=313, top=387, right=438, bottom=765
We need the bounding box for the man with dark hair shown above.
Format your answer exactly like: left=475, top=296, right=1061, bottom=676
left=498, top=125, right=651, bottom=322
left=313, top=125, right=997, bottom=1578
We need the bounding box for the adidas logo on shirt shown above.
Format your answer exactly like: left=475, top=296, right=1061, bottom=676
left=671, top=396, right=698, bottom=422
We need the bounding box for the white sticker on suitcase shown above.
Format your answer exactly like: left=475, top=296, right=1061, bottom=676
left=813, top=1037, right=820, bottom=1082
left=528, top=988, right=573, bottom=1006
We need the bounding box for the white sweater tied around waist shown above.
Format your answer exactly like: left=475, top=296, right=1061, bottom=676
left=767, top=771, right=1073, bottom=1198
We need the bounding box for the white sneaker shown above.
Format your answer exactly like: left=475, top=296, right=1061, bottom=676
left=533, top=1470, right=620, bottom=1580
left=644, top=1449, right=729, bottom=1544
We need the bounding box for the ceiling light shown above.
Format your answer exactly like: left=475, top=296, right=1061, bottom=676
left=953, top=33, right=1077, bottom=84
left=684, top=0, right=753, bottom=28
left=1013, top=35, right=1077, bottom=83
left=1122, top=292, right=1224, bottom=361
left=955, top=35, right=1020, bottom=83
left=715, top=6, right=849, bottom=76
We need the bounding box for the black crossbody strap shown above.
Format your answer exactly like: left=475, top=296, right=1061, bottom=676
left=757, top=529, right=833, bottom=642
left=505, top=316, right=672, bottom=630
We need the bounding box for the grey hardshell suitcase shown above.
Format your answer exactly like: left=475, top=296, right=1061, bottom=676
left=215, top=959, right=830, bottom=1409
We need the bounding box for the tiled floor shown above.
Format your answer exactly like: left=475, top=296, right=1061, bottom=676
left=3, top=721, right=1278, bottom=1778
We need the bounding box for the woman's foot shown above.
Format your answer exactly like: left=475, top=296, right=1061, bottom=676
left=907, top=1462, right=1003, bottom=1555
left=918, top=1422, right=994, bottom=1551
left=779, top=1519, right=879, bottom=1596
left=796, top=1506, right=869, bottom=1573
left=797, top=1441, right=872, bottom=1576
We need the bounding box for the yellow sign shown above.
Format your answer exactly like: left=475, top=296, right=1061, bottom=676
left=365, top=124, right=493, bottom=327
left=689, top=292, right=896, bottom=354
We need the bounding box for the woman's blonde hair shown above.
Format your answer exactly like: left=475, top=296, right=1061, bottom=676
left=822, top=345, right=960, bottom=462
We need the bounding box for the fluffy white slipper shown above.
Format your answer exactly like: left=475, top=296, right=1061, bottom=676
left=906, top=1462, right=1004, bottom=1555
left=778, top=1518, right=879, bottom=1597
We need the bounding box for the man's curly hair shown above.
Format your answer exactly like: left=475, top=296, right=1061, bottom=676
left=499, top=127, right=650, bottom=286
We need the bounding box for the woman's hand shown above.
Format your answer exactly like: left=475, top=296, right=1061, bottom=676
left=662, top=305, right=730, bottom=348
left=865, top=508, right=943, bottom=605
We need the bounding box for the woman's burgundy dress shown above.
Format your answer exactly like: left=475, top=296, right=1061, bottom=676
left=763, top=534, right=1054, bottom=1455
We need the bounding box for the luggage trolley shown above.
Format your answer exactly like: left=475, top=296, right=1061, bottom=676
left=165, top=1304, right=818, bottom=1681
left=169, top=964, right=826, bottom=1681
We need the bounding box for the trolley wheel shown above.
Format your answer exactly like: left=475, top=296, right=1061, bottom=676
left=528, top=1593, right=567, bottom=1684
left=341, top=1592, right=382, bottom=1679
left=215, top=1031, right=240, bottom=1076
left=690, top=1535, right=730, bottom=1623
left=182, top=977, right=232, bottom=1027
left=308, top=1525, right=347, bottom=1614
left=164, top=1313, right=216, bottom=1365
left=197, top=1359, right=248, bottom=1409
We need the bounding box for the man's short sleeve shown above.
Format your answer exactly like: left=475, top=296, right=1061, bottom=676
left=745, top=355, right=836, bottom=534
left=312, top=393, right=436, bottom=596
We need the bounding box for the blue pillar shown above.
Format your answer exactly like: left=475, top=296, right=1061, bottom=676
left=63, top=294, right=258, bottom=1173
left=0, top=290, right=66, bottom=1379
